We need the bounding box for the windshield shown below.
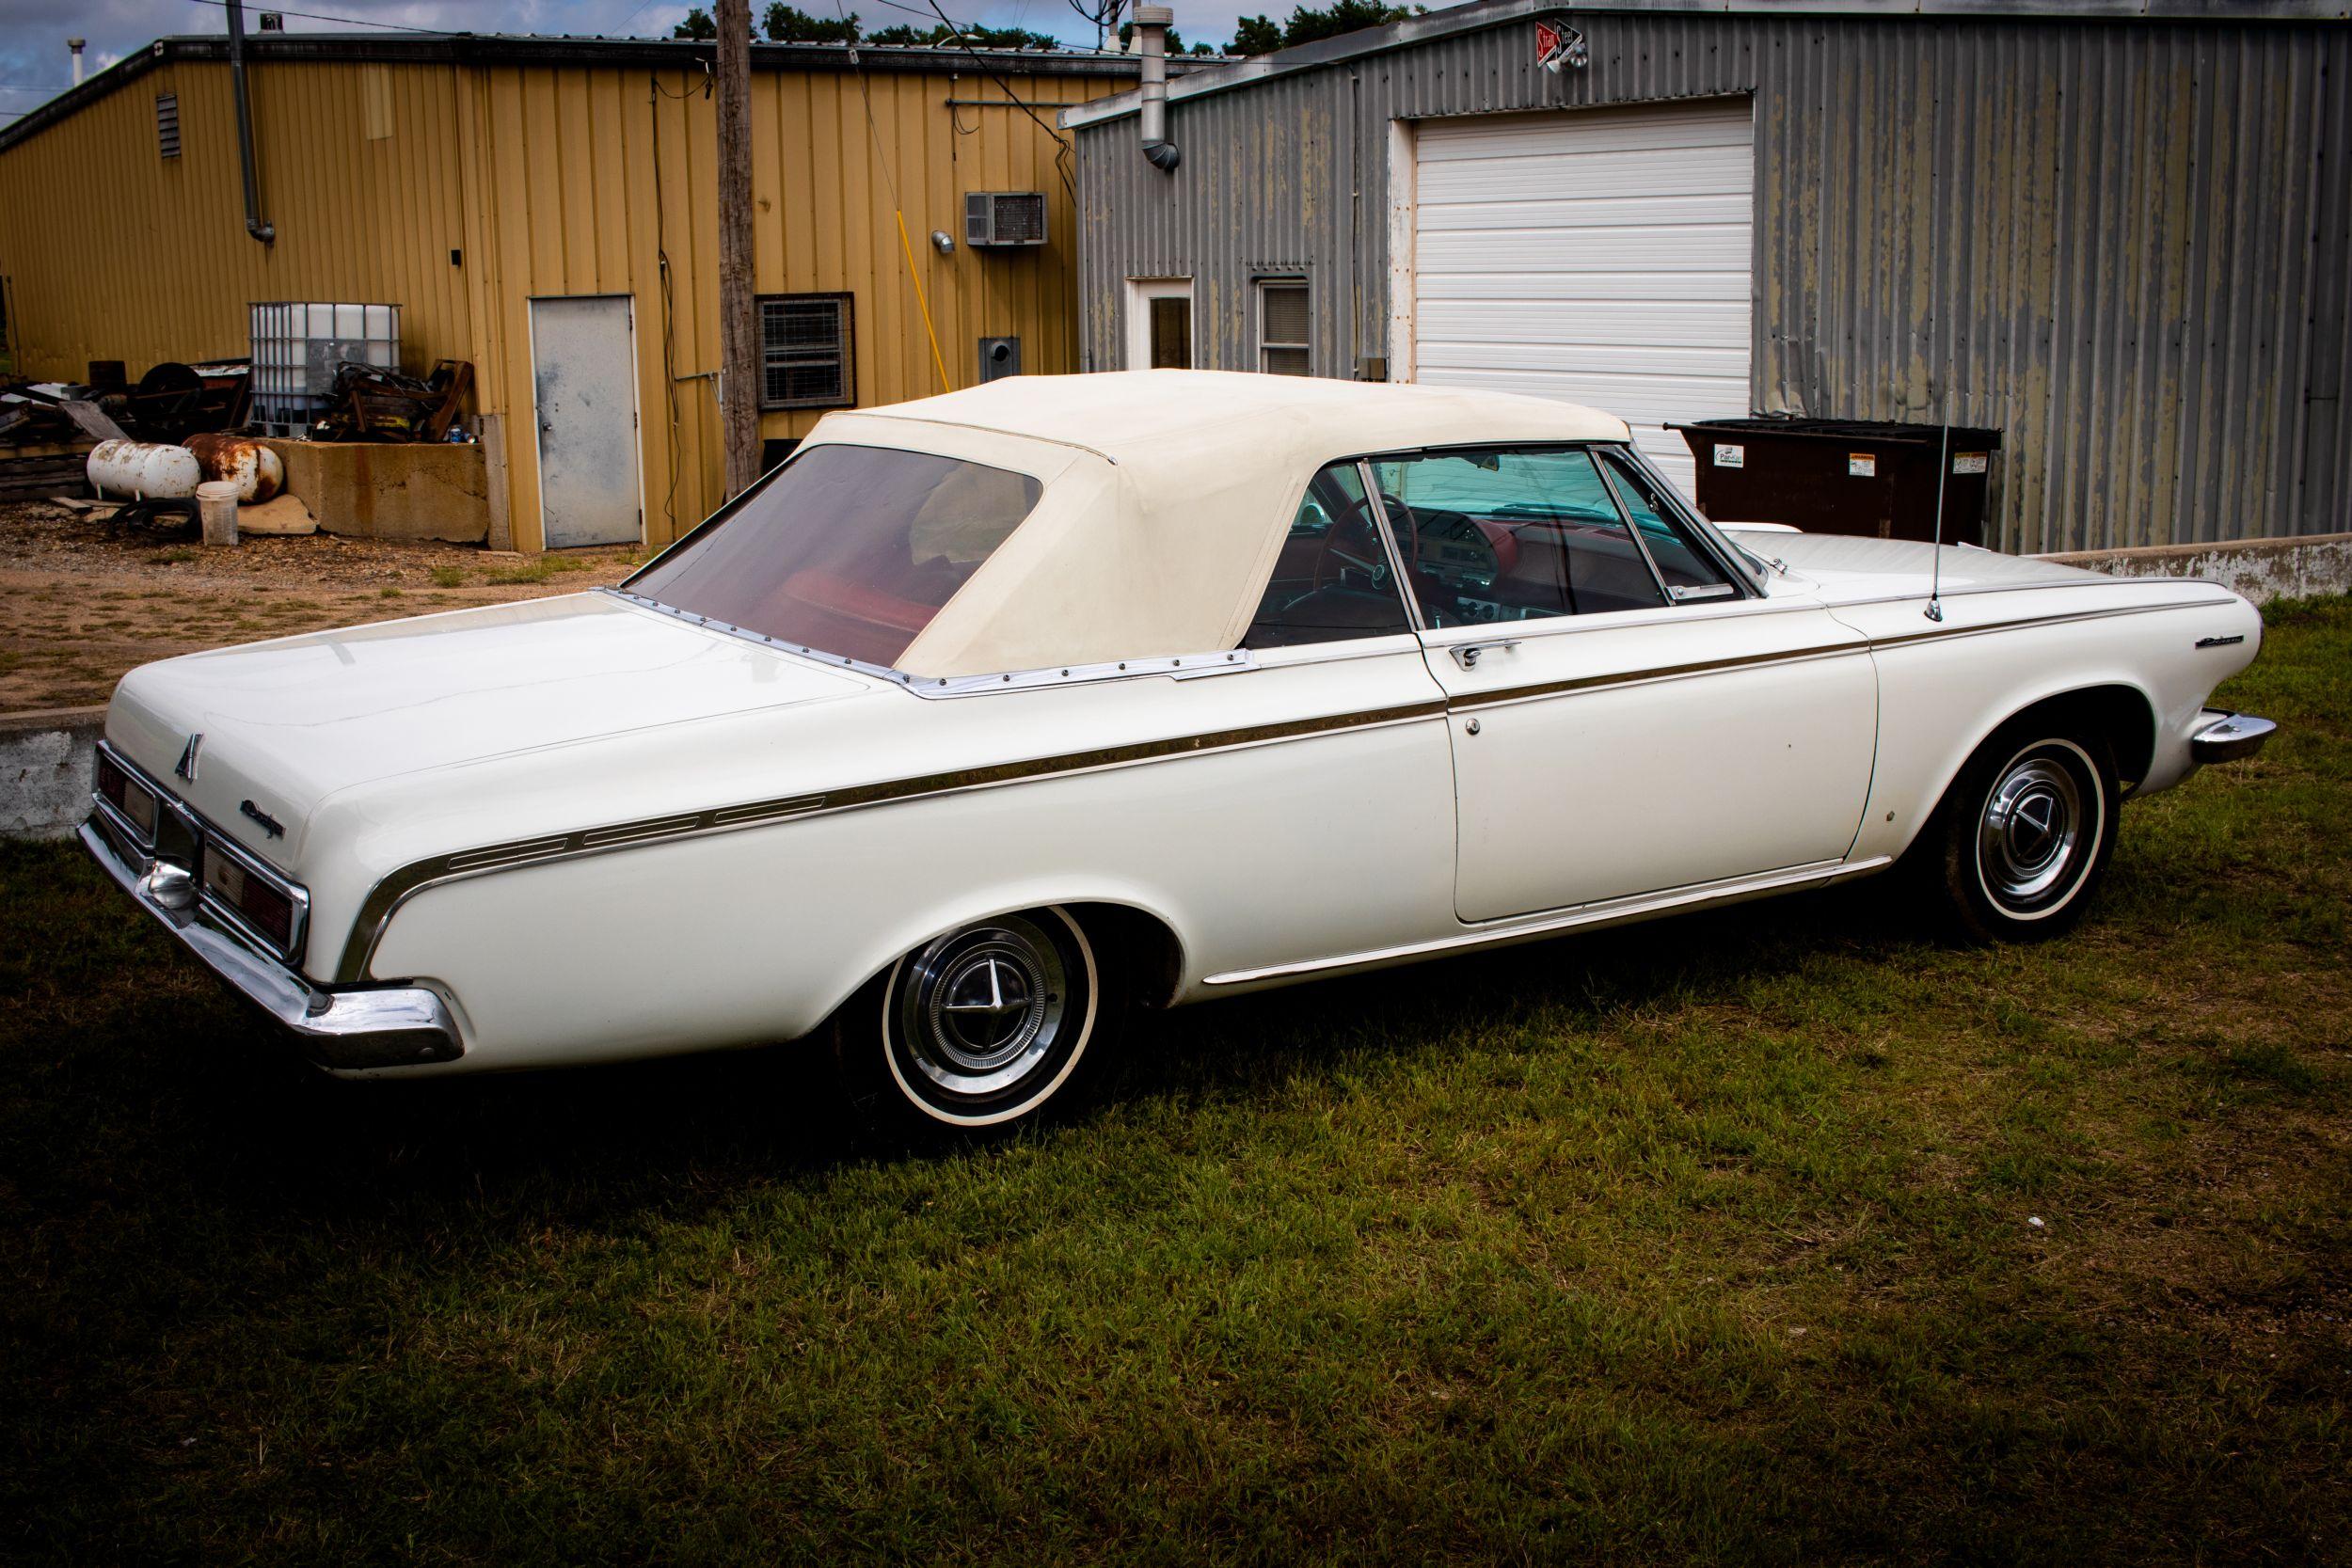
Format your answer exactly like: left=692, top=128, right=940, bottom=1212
left=626, top=443, right=1044, bottom=668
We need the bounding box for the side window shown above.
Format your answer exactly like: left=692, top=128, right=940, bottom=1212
left=1239, top=461, right=1415, bottom=648
left=1597, top=450, right=1738, bottom=601
left=1364, top=447, right=1665, bottom=628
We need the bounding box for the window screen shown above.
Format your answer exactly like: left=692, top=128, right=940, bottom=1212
left=1259, top=280, right=1310, bottom=376
left=757, top=293, right=854, bottom=410
left=1240, top=461, right=1412, bottom=647
left=155, top=93, right=181, bottom=159
left=1366, top=447, right=1666, bottom=627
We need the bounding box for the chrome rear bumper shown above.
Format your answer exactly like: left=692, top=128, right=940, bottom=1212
left=2190, top=711, right=2278, bottom=765
left=80, top=814, right=464, bottom=1070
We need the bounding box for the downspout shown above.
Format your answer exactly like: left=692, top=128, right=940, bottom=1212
left=226, top=0, right=275, bottom=244
left=1135, top=5, right=1180, bottom=173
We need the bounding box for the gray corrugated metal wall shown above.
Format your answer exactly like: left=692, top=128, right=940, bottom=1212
left=1073, top=13, right=2352, bottom=553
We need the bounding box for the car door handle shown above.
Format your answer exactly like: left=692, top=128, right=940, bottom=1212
left=1451, top=640, right=1520, bottom=670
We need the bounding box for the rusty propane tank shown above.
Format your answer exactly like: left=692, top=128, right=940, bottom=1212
left=87, top=438, right=201, bottom=500
left=185, top=431, right=285, bottom=503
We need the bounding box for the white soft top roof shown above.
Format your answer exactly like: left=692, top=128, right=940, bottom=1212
left=799, top=371, right=1633, bottom=677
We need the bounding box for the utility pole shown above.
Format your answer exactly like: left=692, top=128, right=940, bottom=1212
left=715, top=0, right=760, bottom=499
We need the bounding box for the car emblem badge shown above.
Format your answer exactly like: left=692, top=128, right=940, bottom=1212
left=240, top=799, right=285, bottom=839
left=175, top=733, right=203, bottom=784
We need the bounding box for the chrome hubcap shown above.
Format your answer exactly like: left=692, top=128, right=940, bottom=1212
left=898, top=916, right=1070, bottom=1096
left=1979, top=754, right=2084, bottom=906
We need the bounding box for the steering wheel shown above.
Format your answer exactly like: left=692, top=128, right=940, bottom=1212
left=1311, top=492, right=1411, bottom=591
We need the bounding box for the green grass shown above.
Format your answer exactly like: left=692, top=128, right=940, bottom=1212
left=2, top=600, right=2346, bottom=1565
left=484, top=555, right=592, bottom=586
left=428, top=565, right=469, bottom=589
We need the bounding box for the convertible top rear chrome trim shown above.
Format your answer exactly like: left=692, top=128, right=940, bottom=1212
left=601, top=589, right=1260, bottom=697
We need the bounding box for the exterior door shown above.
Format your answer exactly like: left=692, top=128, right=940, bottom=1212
left=530, top=294, right=643, bottom=548
left=1410, top=99, right=1755, bottom=496
left=1364, top=443, right=1876, bottom=923
left=1124, top=278, right=1194, bottom=369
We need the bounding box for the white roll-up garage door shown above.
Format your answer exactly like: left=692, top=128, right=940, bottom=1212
left=1410, top=98, right=1754, bottom=497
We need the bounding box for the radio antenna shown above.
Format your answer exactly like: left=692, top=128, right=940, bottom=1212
left=1925, top=417, right=1949, bottom=622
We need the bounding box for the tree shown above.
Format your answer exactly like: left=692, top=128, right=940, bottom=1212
left=1115, top=20, right=1185, bottom=53
left=1189, top=40, right=1216, bottom=54
left=866, top=20, right=1059, bottom=47
left=672, top=7, right=718, bottom=38
left=1231, top=13, right=1282, bottom=53
left=1279, top=0, right=1418, bottom=46
left=762, top=3, right=860, bottom=41
left=1229, top=0, right=1419, bottom=52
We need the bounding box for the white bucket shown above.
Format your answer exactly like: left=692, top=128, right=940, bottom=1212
left=196, top=480, right=240, bottom=547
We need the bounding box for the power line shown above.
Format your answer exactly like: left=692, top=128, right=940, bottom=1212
left=919, top=0, right=1075, bottom=196
left=174, top=0, right=458, bottom=35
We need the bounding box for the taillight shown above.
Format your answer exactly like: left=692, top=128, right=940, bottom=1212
left=201, top=844, right=296, bottom=954
left=95, top=752, right=159, bottom=839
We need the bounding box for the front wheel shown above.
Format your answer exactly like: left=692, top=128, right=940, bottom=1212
left=831, top=906, right=1120, bottom=1137
left=1929, top=724, right=2120, bottom=942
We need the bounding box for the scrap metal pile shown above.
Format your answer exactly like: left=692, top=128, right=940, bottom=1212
left=310, top=358, right=473, bottom=443
left=4, top=342, right=474, bottom=518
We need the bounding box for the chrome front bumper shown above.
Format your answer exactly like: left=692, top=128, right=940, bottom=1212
left=2190, top=710, right=2278, bottom=765
left=80, top=813, right=464, bottom=1070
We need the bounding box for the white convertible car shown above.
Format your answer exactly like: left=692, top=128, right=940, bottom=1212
left=84, top=372, right=2274, bottom=1131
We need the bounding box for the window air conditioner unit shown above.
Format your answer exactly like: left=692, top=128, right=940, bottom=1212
left=965, top=192, right=1048, bottom=248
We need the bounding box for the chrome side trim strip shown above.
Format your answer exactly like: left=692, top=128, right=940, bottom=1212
left=1450, top=639, right=1866, bottom=710
left=1202, top=856, right=1893, bottom=988
left=1855, top=597, right=2239, bottom=651
left=333, top=592, right=2238, bottom=982
left=1447, top=598, right=2240, bottom=712
left=333, top=697, right=1451, bottom=982
left=1822, top=582, right=2240, bottom=611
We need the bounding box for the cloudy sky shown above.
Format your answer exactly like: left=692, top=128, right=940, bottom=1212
left=0, top=0, right=1263, bottom=124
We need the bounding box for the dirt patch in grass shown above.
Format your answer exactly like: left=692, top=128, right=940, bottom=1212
left=0, top=499, right=639, bottom=712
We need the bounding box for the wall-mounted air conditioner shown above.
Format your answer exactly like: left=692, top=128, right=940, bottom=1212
left=965, top=192, right=1048, bottom=249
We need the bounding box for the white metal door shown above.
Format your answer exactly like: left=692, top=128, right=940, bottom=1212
left=530, top=295, right=643, bottom=548
left=1411, top=99, right=1755, bottom=496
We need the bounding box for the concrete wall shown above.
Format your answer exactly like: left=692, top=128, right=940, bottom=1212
left=2039, top=532, right=2352, bottom=603
left=260, top=437, right=490, bottom=544
left=1, top=705, right=105, bottom=842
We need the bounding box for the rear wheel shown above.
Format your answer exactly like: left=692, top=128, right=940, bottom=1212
left=832, top=907, right=1120, bottom=1137
left=1929, top=721, right=2120, bottom=942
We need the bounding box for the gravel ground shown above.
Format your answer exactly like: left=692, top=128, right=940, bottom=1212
left=0, top=499, right=641, bottom=713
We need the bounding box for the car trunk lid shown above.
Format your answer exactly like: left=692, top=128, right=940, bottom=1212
left=104, top=592, right=871, bottom=864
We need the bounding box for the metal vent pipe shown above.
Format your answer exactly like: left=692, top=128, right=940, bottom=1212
left=225, top=0, right=275, bottom=244
left=68, top=38, right=85, bottom=87
left=1135, top=5, right=1180, bottom=172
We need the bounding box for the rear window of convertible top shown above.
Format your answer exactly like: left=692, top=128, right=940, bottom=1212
left=626, top=443, right=1044, bottom=669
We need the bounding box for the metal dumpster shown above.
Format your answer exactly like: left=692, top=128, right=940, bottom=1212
left=1667, top=418, right=2002, bottom=546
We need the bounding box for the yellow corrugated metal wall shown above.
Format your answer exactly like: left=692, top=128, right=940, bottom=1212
left=0, top=51, right=1117, bottom=553
left=0, top=59, right=474, bottom=382
left=465, top=62, right=1120, bottom=552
